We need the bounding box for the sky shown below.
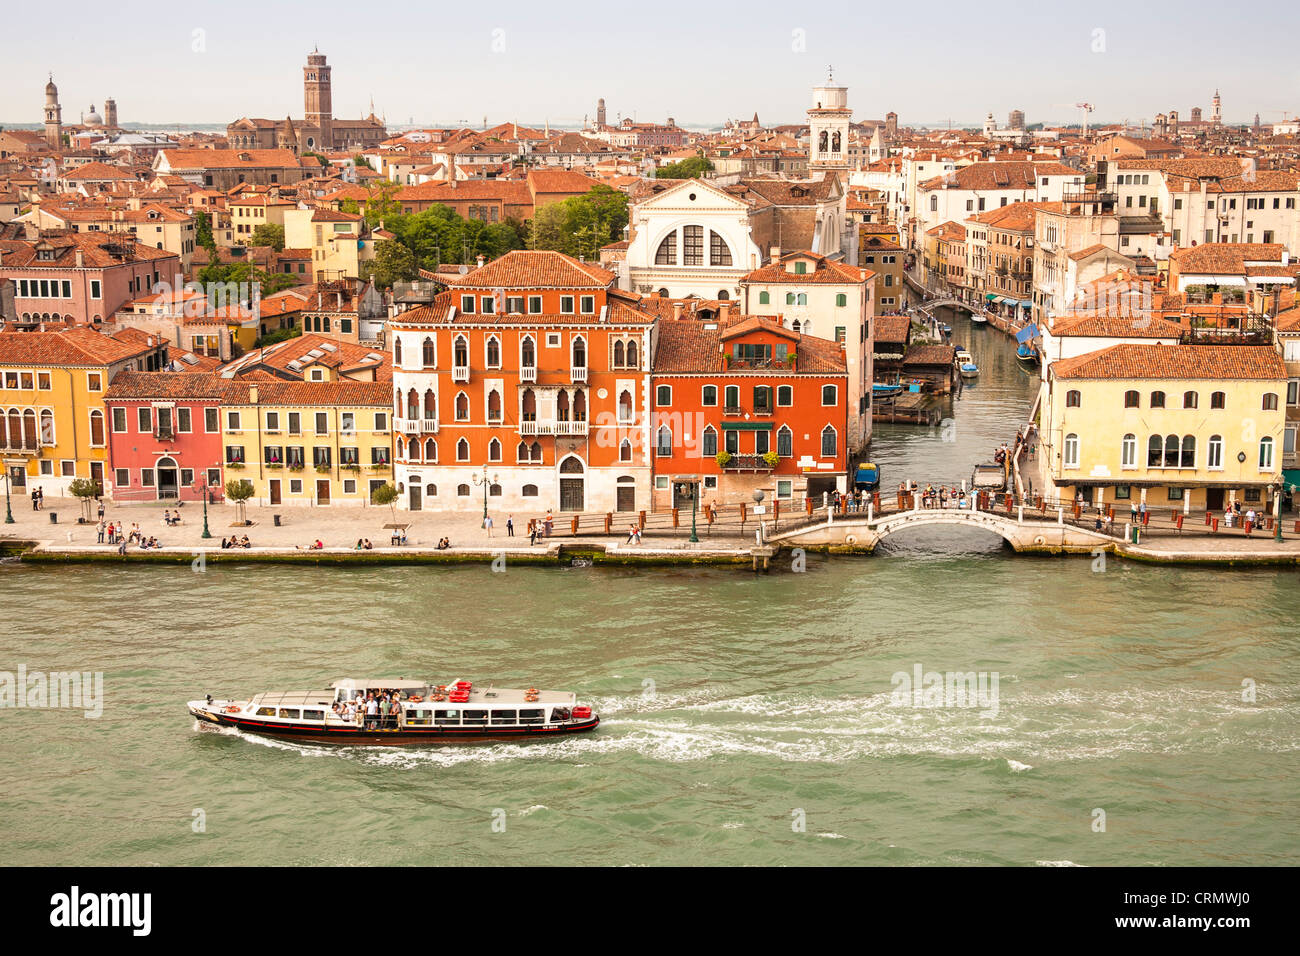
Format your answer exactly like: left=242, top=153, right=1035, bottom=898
left=3, top=0, right=1298, bottom=131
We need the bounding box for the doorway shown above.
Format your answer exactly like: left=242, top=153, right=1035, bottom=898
left=409, top=485, right=422, bottom=511
left=157, top=457, right=178, bottom=499
left=616, top=478, right=635, bottom=512
left=1206, top=488, right=1224, bottom=511
left=89, top=462, right=103, bottom=496
left=269, top=479, right=281, bottom=505
left=558, top=455, right=584, bottom=512
left=316, top=479, right=330, bottom=505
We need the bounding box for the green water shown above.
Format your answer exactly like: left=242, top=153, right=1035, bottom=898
left=2, top=309, right=1296, bottom=866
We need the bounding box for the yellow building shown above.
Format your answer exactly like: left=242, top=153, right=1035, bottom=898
left=0, top=328, right=159, bottom=497
left=219, top=379, right=393, bottom=507
left=229, top=195, right=294, bottom=245
left=1044, top=344, right=1287, bottom=513
left=283, top=208, right=384, bottom=282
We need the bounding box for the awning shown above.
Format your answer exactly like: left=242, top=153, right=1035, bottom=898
left=1018, top=299, right=1034, bottom=309
left=984, top=292, right=998, bottom=301
left=1283, top=469, right=1300, bottom=491
left=721, top=422, right=773, bottom=431
left=1015, top=324, right=1039, bottom=343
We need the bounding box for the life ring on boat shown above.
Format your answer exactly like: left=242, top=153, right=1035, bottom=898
left=527, top=687, right=539, bottom=695
left=433, top=694, right=446, bottom=702
left=409, top=695, right=423, bottom=703
left=223, top=704, right=241, bottom=714
left=435, top=685, right=447, bottom=694
left=524, top=694, right=539, bottom=703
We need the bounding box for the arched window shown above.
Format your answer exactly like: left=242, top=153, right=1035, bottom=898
left=403, top=436, right=415, bottom=461
left=557, top=390, right=570, bottom=421
left=1263, top=393, right=1279, bottom=411
left=655, top=231, right=678, bottom=265
left=1066, top=389, right=1081, bottom=407
left=1164, top=434, right=1180, bottom=468
left=797, top=293, right=807, bottom=306
left=489, top=483, right=502, bottom=497
left=424, top=438, right=436, bottom=461
left=521, top=335, right=536, bottom=369
left=791, top=319, right=801, bottom=333
left=820, top=425, right=837, bottom=458
left=488, top=438, right=501, bottom=462
left=702, top=385, right=717, bottom=407
left=1147, top=434, right=1163, bottom=467
left=929, top=195, right=938, bottom=212
left=425, top=484, right=437, bottom=497
left=456, top=438, right=470, bottom=461
left=717, top=289, right=729, bottom=301
left=457, top=483, right=470, bottom=496
left=422, top=336, right=435, bottom=367
left=487, top=389, right=502, bottom=422
left=724, top=385, right=739, bottom=409
left=1124, top=389, right=1140, bottom=408
left=1180, top=434, right=1196, bottom=468
left=559, top=456, right=584, bottom=474
left=1183, top=391, right=1198, bottom=409
left=822, top=384, right=837, bottom=406
left=709, top=231, right=732, bottom=266
left=407, top=388, right=419, bottom=420
left=1207, top=434, right=1223, bottom=468
left=1150, top=390, right=1166, bottom=408
left=453, top=335, right=468, bottom=368
left=786, top=292, right=796, bottom=306
left=626, top=340, right=638, bottom=368
left=455, top=391, right=469, bottom=421
left=613, top=340, right=624, bottom=367
left=521, top=388, right=536, bottom=422
left=423, top=390, right=436, bottom=419
left=516, top=441, right=530, bottom=462
left=485, top=335, right=500, bottom=368
left=89, top=409, right=104, bottom=446
left=619, top=439, right=632, bottom=462
left=758, top=291, right=770, bottom=305
left=1063, top=433, right=1079, bottom=468
left=572, top=336, right=586, bottom=369
left=573, top=390, right=587, bottom=422
left=1121, top=433, right=1136, bottom=468
left=522, top=484, right=538, bottom=497
left=656, top=425, right=673, bottom=456
left=394, top=388, right=403, bottom=418
left=39, top=409, right=54, bottom=445
left=777, top=425, right=793, bottom=457
left=618, top=389, right=633, bottom=423
left=394, top=337, right=404, bottom=367
left=1211, top=391, right=1226, bottom=409
left=702, top=426, right=717, bottom=457
left=530, top=441, right=542, bottom=462
left=1260, top=436, right=1275, bottom=469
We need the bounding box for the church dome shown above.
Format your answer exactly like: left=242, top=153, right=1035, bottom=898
left=84, top=104, right=103, bottom=126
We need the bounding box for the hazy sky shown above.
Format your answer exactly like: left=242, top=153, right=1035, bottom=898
left=4, top=0, right=1297, bottom=129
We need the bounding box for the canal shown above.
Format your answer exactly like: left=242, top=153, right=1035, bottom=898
left=1, top=309, right=1297, bottom=866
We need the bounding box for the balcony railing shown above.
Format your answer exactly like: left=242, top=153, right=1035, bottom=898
left=521, top=365, right=537, bottom=383
left=722, top=454, right=775, bottom=471
left=395, top=417, right=438, bottom=434
left=570, top=366, right=588, bottom=384
left=519, top=419, right=589, bottom=436
left=452, top=365, right=470, bottom=383
left=723, top=405, right=744, bottom=416
left=0, top=440, right=40, bottom=455
left=155, top=428, right=174, bottom=442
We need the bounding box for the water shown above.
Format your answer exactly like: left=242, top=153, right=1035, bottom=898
left=2, top=309, right=1297, bottom=866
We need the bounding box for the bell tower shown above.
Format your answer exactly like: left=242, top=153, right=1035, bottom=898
left=304, top=49, right=333, bottom=150
left=807, top=67, right=851, bottom=179
left=44, top=75, right=63, bottom=148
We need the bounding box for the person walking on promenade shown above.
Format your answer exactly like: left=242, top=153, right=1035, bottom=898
left=31, top=489, right=38, bottom=511
left=544, top=511, right=554, bottom=537
left=97, top=501, right=105, bottom=522
left=506, top=515, right=514, bottom=537
left=485, top=514, right=494, bottom=538
left=96, top=520, right=105, bottom=544
left=528, top=519, right=537, bottom=546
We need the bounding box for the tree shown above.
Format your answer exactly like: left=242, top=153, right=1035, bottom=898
left=341, top=179, right=402, bottom=227
left=193, top=210, right=217, bottom=255
left=364, top=241, right=418, bottom=289
left=224, top=478, right=255, bottom=525
left=67, top=477, right=99, bottom=522
left=250, top=223, right=285, bottom=252
left=371, top=482, right=399, bottom=524
left=353, top=154, right=374, bottom=170
left=656, top=155, right=713, bottom=179
left=527, top=184, right=629, bottom=260
left=196, top=262, right=298, bottom=304
left=253, top=327, right=301, bottom=349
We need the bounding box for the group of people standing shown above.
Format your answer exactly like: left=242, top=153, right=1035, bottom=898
left=333, top=691, right=403, bottom=730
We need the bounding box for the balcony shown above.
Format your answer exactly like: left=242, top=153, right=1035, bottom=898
left=723, top=405, right=744, bottom=416
left=154, top=428, right=174, bottom=442
left=521, top=365, right=537, bottom=383
left=721, top=454, right=775, bottom=472
left=519, top=419, right=589, bottom=436
left=452, top=365, right=470, bottom=383
left=0, top=440, right=40, bottom=456
left=395, top=417, right=438, bottom=434
left=570, top=366, right=588, bottom=384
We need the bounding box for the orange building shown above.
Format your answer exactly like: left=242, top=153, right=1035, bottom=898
left=649, top=315, right=849, bottom=508
left=387, top=251, right=655, bottom=513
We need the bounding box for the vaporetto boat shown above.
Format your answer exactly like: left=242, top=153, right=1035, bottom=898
left=188, top=677, right=599, bottom=744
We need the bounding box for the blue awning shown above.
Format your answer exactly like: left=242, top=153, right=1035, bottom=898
left=1018, top=299, right=1034, bottom=309
left=1015, top=324, right=1038, bottom=343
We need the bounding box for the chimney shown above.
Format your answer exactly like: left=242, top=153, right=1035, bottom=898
left=336, top=291, right=343, bottom=310
left=249, top=384, right=259, bottom=403
left=719, top=301, right=730, bottom=321
left=672, top=301, right=683, bottom=321
left=475, top=255, right=485, bottom=268
left=75, top=248, right=84, bottom=268
left=769, top=245, right=780, bottom=261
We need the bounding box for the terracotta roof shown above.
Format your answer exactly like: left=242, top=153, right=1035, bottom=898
left=874, top=315, right=911, bottom=343
left=158, top=148, right=303, bottom=170
left=60, top=162, right=135, bottom=181
left=0, top=231, right=178, bottom=269
left=395, top=180, right=532, bottom=204
left=0, top=327, right=155, bottom=366
left=220, top=379, right=392, bottom=407
left=105, top=370, right=225, bottom=400
left=920, top=161, right=1079, bottom=192
left=443, top=250, right=615, bottom=290
left=1051, top=344, right=1285, bottom=380
left=218, top=333, right=391, bottom=381
left=743, top=252, right=870, bottom=285
left=903, top=344, right=957, bottom=366
left=1169, top=243, right=1287, bottom=275
left=1050, top=313, right=1185, bottom=338
left=652, top=316, right=846, bottom=375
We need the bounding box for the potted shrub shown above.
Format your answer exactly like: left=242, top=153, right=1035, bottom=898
left=227, top=461, right=245, bottom=471
left=266, top=462, right=283, bottom=470
left=289, top=463, right=304, bottom=472
left=762, top=451, right=780, bottom=469
left=715, top=451, right=733, bottom=468
left=315, top=464, right=331, bottom=474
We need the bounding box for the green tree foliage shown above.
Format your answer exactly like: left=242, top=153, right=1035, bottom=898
left=250, top=223, right=285, bottom=252
left=196, top=263, right=299, bottom=303
left=363, top=241, right=418, bottom=289
left=656, top=155, right=713, bottom=179
left=67, top=477, right=99, bottom=520
left=386, top=204, right=523, bottom=271
left=526, top=184, right=629, bottom=261
left=193, top=210, right=217, bottom=255
left=370, top=482, right=400, bottom=523
left=224, top=478, right=255, bottom=525
left=353, top=154, right=374, bottom=170
left=253, top=327, right=302, bottom=349
left=340, top=179, right=403, bottom=227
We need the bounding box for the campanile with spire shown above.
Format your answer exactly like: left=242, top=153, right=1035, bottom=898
left=807, top=67, right=852, bottom=180
left=304, top=48, right=333, bottom=150
left=44, top=74, right=63, bottom=148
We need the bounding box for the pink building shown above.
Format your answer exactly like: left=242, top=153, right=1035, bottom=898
left=103, top=371, right=226, bottom=501
left=0, top=231, right=179, bottom=326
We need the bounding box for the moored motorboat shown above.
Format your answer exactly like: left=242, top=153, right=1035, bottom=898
left=872, top=382, right=903, bottom=398
left=969, top=311, right=989, bottom=324
left=188, top=677, right=599, bottom=745
left=956, top=349, right=979, bottom=378
left=1016, top=343, right=1038, bottom=365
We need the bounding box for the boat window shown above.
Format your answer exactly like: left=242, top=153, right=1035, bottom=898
left=551, top=707, right=571, bottom=721
left=518, top=709, right=544, bottom=724
left=434, top=709, right=460, bottom=725
left=490, top=710, right=518, bottom=725
left=406, top=708, right=432, bottom=726
left=302, top=709, right=324, bottom=721
left=255, top=707, right=276, bottom=717
left=462, top=709, right=488, bottom=725
left=277, top=708, right=300, bottom=719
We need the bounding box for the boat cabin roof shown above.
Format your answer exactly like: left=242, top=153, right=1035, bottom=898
left=331, top=678, right=428, bottom=691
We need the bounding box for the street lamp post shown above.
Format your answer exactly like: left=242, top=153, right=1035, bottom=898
left=675, top=479, right=699, bottom=543
left=3, top=462, right=14, bottom=524
left=472, top=467, right=498, bottom=528
left=200, top=472, right=212, bottom=540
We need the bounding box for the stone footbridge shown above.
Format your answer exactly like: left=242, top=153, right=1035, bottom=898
left=766, top=505, right=1115, bottom=554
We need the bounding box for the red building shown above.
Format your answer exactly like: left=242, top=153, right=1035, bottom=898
left=103, top=371, right=226, bottom=501
left=650, top=315, right=848, bottom=509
